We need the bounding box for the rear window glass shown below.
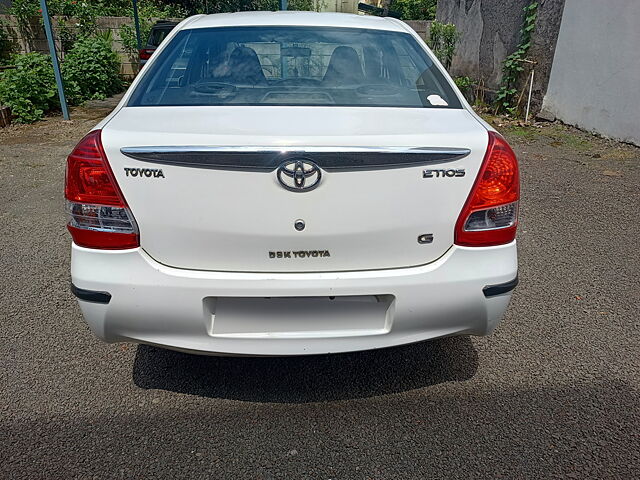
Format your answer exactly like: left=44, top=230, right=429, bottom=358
left=148, top=25, right=175, bottom=47
left=128, top=26, right=462, bottom=109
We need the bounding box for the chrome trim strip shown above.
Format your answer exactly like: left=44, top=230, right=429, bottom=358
left=121, top=146, right=472, bottom=155
left=120, top=146, right=472, bottom=172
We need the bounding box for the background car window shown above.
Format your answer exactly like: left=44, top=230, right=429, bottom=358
left=148, top=27, right=173, bottom=47
left=129, top=27, right=462, bottom=108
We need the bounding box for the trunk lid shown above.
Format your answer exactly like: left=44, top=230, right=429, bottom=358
left=102, top=106, right=488, bottom=272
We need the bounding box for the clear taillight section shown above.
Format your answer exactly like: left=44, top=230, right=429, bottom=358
left=455, top=132, right=520, bottom=247
left=65, top=130, right=139, bottom=249
left=464, top=202, right=518, bottom=231
left=66, top=203, right=137, bottom=233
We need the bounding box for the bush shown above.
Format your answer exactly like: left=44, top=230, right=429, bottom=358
left=9, top=0, right=187, bottom=52
left=454, top=76, right=475, bottom=103
left=0, top=35, right=123, bottom=123
left=0, top=22, right=13, bottom=65
left=0, top=53, right=59, bottom=123
left=428, top=21, right=459, bottom=71
left=393, top=0, right=436, bottom=20
left=454, top=76, right=472, bottom=93
left=63, top=35, right=122, bottom=101
left=8, top=0, right=186, bottom=19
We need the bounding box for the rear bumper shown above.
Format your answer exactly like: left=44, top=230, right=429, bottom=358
left=71, top=242, right=518, bottom=356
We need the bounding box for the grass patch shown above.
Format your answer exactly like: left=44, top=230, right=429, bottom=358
left=601, top=148, right=638, bottom=161
left=502, top=125, right=540, bottom=140
left=548, top=134, right=593, bottom=152
left=541, top=124, right=593, bottom=151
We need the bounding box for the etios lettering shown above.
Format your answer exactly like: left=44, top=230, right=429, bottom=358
left=124, top=167, right=165, bottom=178
left=423, top=168, right=465, bottom=178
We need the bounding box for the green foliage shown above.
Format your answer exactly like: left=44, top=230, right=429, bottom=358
left=94, top=29, right=115, bottom=44
left=393, top=0, right=436, bottom=21
left=119, top=20, right=153, bottom=60
left=0, top=53, right=59, bottom=123
left=188, top=0, right=269, bottom=13
left=163, top=0, right=207, bottom=15
left=7, top=0, right=38, bottom=46
left=49, top=1, right=101, bottom=53
left=9, top=0, right=186, bottom=18
left=288, top=0, right=327, bottom=12
left=55, top=0, right=100, bottom=37
left=7, top=0, right=38, bottom=19
left=101, top=0, right=186, bottom=18
left=454, top=75, right=472, bottom=94
left=187, top=0, right=322, bottom=13
left=0, top=34, right=123, bottom=122
left=495, top=1, right=538, bottom=115
left=9, top=0, right=187, bottom=51
left=0, top=21, right=14, bottom=65
left=62, top=35, right=122, bottom=102
left=427, top=21, right=459, bottom=70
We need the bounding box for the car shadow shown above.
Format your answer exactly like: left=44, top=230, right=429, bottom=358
left=4, top=381, right=640, bottom=478
left=132, top=335, right=478, bottom=403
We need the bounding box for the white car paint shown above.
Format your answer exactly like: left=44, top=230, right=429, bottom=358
left=102, top=107, right=488, bottom=272
left=72, top=242, right=516, bottom=356
left=69, top=12, right=518, bottom=356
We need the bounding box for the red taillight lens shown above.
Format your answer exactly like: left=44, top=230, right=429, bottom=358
left=65, top=130, right=139, bottom=249
left=139, top=48, right=155, bottom=60
left=66, top=130, right=121, bottom=205
left=455, top=132, right=520, bottom=247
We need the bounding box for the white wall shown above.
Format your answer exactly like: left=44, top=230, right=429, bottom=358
left=541, top=0, right=640, bottom=146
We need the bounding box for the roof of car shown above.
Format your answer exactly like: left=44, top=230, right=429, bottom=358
left=183, top=11, right=409, bottom=33
left=153, top=21, right=179, bottom=27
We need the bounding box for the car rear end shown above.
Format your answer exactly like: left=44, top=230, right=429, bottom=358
left=139, top=21, right=178, bottom=66
left=67, top=13, right=519, bottom=356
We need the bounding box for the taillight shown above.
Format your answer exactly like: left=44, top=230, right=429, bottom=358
left=455, top=131, right=520, bottom=247
left=139, top=48, right=155, bottom=60
left=65, top=130, right=139, bottom=249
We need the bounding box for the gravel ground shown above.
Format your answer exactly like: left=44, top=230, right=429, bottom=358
left=1, top=105, right=639, bottom=479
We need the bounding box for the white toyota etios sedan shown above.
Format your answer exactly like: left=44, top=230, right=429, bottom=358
left=66, top=12, right=519, bottom=356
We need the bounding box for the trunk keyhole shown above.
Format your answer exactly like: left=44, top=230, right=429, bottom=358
left=418, top=234, right=434, bottom=244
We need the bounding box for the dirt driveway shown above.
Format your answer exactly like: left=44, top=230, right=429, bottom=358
left=1, top=104, right=639, bottom=479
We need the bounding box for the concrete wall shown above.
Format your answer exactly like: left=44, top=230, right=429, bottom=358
left=404, top=20, right=431, bottom=42
left=436, top=0, right=565, bottom=112
left=319, top=0, right=359, bottom=14
left=541, top=0, right=640, bottom=146
left=437, top=0, right=527, bottom=86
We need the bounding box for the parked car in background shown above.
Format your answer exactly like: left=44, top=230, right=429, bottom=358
left=138, top=20, right=178, bottom=66
left=66, top=12, right=520, bottom=356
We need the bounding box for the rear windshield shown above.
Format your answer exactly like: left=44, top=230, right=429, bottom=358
left=148, top=25, right=175, bottom=47
left=128, top=26, right=462, bottom=109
